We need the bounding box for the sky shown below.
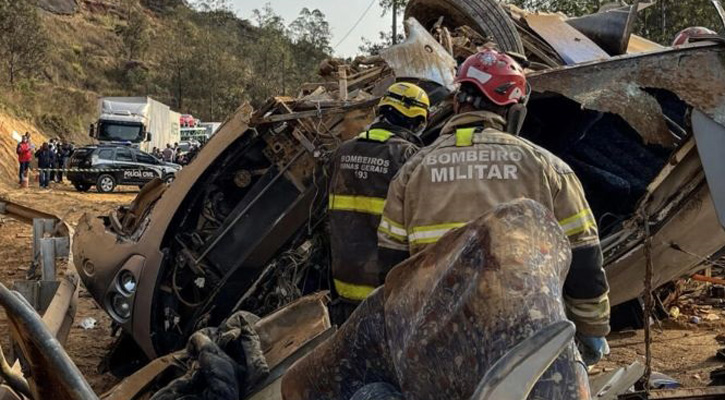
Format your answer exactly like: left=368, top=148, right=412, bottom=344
left=230, top=0, right=395, bottom=57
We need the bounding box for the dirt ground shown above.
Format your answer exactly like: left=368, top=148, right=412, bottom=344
left=601, top=321, right=725, bottom=388
left=0, top=180, right=724, bottom=394
left=0, top=181, right=137, bottom=394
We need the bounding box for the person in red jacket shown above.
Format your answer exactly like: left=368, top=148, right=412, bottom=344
left=16, top=135, right=32, bottom=185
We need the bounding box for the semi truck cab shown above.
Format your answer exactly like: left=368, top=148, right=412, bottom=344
left=91, top=116, right=150, bottom=144
left=90, top=97, right=181, bottom=153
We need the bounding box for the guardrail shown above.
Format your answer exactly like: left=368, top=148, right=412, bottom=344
left=0, top=197, right=82, bottom=400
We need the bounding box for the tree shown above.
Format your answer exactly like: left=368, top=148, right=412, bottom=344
left=190, top=0, right=232, bottom=12
left=365, top=0, right=408, bottom=52
left=379, top=0, right=408, bottom=15
left=244, top=5, right=295, bottom=100
left=158, top=11, right=200, bottom=110
left=115, top=8, right=150, bottom=61
left=289, top=8, right=332, bottom=86
left=0, top=0, right=49, bottom=88
left=290, top=8, right=332, bottom=53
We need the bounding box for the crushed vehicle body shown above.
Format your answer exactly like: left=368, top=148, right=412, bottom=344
left=70, top=0, right=725, bottom=390
left=524, top=42, right=725, bottom=306
left=281, top=199, right=590, bottom=400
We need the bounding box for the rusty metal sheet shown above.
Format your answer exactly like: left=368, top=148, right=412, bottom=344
left=528, top=44, right=725, bottom=147
left=101, top=355, right=181, bottom=400
left=379, top=18, right=457, bottom=88
left=253, top=292, right=331, bottom=369
left=524, top=13, right=610, bottom=65
left=600, top=135, right=725, bottom=306
left=693, top=109, right=725, bottom=229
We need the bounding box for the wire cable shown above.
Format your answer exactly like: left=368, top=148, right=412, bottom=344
left=334, top=0, right=377, bottom=49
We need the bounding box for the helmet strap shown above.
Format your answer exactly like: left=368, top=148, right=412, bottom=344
left=506, top=104, right=528, bottom=136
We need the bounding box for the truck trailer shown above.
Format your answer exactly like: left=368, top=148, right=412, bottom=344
left=90, top=97, right=181, bottom=152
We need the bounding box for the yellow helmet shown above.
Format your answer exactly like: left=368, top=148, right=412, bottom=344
left=378, top=82, right=430, bottom=123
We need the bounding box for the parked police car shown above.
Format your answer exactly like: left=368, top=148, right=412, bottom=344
left=68, top=145, right=181, bottom=193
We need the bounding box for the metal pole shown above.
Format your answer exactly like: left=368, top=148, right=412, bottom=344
left=40, top=238, right=56, bottom=281
left=392, top=1, right=398, bottom=45
left=641, top=208, right=654, bottom=392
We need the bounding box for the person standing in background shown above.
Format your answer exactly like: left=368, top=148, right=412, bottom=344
left=162, top=144, right=173, bottom=162
left=16, top=135, right=32, bottom=186
left=35, top=142, right=55, bottom=189
left=56, top=141, right=70, bottom=183
left=47, top=139, right=57, bottom=183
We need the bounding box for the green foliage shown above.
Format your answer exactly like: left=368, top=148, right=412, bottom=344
left=290, top=8, right=333, bottom=53
left=634, top=0, right=723, bottom=45
left=151, top=1, right=332, bottom=117
left=0, top=0, right=333, bottom=140
left=0, top=0, right=49, bottom=88
left=141, top=0, right=185, bottom=13
left=363, top=0, right=407, bottom=55
left=115, top=7, right=150, bottom=61
left=359, top=31, right=405, bottom=55
left=505, top=0, right=601, bottom=16
left=379, top=0, right=408, bottom=15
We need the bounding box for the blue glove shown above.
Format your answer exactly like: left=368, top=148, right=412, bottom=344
left=577, top=335, right=610, bottom=366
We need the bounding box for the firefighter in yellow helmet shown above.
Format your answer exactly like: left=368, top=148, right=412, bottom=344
left=327, top=82, right=430, bottom=324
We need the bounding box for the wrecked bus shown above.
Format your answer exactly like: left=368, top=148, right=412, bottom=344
left=62, top=0, right=725, bottom=397
left=1, top=1, right=725, bottom=399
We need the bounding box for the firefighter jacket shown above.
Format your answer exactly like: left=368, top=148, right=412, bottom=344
left=378, top=111, right=611, bottom=336
left=328, top=121, right=420, bottom=302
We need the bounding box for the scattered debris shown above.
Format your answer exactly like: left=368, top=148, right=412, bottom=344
left=3, top=1, right=725, bottom=399
left=650, top=372, right=682, bottom=390
left=710, top=367, right=725, bottom=386
left=703, top=314, right=720, bottom=322
left=80, top=317, right=97, bottom=330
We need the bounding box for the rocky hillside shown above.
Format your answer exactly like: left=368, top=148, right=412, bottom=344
left=0, top=113, right=49, bottom=187
left=1, top=0, right=330, bottom=144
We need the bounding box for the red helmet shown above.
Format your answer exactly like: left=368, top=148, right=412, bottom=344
left=672, top=27, right=717, bottom=46
left=455, top=49, right=527, bottom=106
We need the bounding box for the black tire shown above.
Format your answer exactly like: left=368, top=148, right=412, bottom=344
left=96, top=174, right=116, bottom=193
left=405, top=0, right=524, bottom=54
left=73, top=183, right=91, bottom=192
left=163, top=174, right=175, bottom=184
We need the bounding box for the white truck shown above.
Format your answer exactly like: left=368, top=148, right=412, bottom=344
left=90, top=97, right=181, bottom=153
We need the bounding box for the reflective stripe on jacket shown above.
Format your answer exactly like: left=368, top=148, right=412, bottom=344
left=378, top=111, right=610, bottom=336
left=329, top=123, right=419, bottom=301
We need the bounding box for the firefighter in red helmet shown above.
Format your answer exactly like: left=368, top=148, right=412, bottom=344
left=378, top=49, right=611, bottom=365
